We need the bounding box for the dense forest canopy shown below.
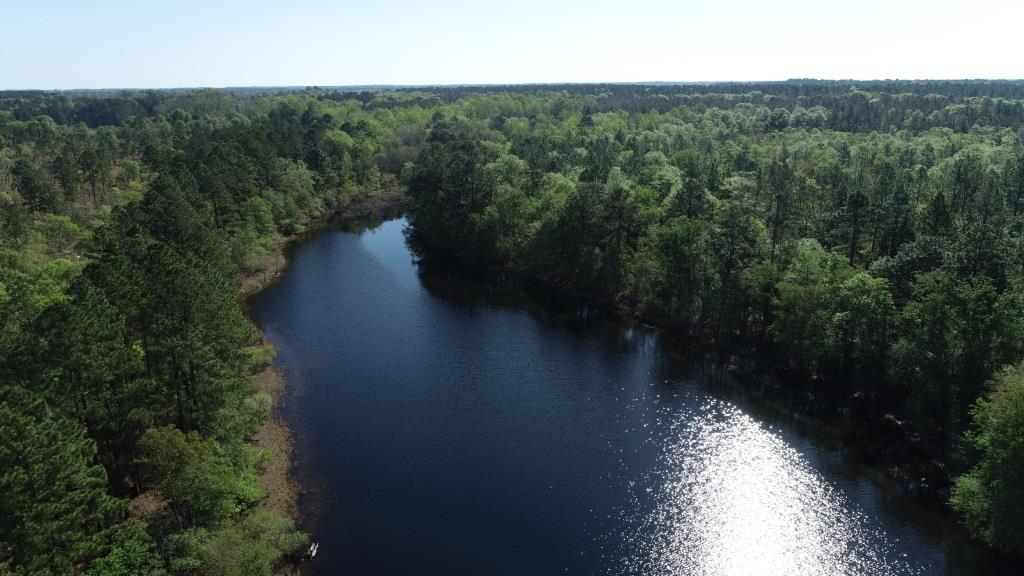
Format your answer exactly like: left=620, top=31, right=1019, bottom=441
left=2, top=80, right=1024, bottom=573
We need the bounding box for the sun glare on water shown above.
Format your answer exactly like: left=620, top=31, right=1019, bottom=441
left=621, top=397, right=923, bottom=576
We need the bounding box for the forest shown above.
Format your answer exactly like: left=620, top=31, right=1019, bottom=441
left=2, top=80, right=1024, bottom=574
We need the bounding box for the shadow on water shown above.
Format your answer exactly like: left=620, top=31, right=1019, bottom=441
left=251, top=218, right=1013, bottom=576
left=412, top=241, right=1013, bottom=576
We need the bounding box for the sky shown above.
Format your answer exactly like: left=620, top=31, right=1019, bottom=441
left=3, top=0, right=1022, bottom=90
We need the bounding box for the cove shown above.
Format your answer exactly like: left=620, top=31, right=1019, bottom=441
left=248, top=218, right=1007, bottom=575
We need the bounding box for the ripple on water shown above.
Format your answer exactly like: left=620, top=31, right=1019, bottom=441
left=617, top=394, right=925, bottom=576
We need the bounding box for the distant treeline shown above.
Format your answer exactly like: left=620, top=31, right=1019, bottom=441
left=5, top=79, right=1024, bottom=132
left=1, top=81, right=1024, bottom=575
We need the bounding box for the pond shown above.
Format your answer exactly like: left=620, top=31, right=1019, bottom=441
left=248, top=218, right=1005, bottom=575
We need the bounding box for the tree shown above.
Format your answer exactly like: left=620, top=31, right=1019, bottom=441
left=634, top=216, right=714, bottom=326
left=194, top=509, right=306, bottom=576
left=923, top=190, right=954, bottom=237
left=889, top=271, right=958, bottom=443
left=951, top=364, right=1024, bottom=554
left=597, top=168, right=648, bottom=295
left=85, top=524, right=164, bottom=576
left=12, top=279, right=153, bottom=488
left=765, top=146, right=794, bottom=261
left=138, top=426, right=262, bottom=528
left=34, top=214, right=81, bottom=255
left=78, top=146, right=110, bottom=207
left=710, top=201, right=765, bottom=335
left=0, top=386, right=126, bottom=575
left=407, top=124, right=495, bottom=257
left=476, top=153, right=532, bottom=262
left=828, top=271, right=893, bottom=377
left=12, top=156, right=56, bottom=213
left=770, top=239, right=847, bottom=373
left=85, top=177, right=257, bottom=436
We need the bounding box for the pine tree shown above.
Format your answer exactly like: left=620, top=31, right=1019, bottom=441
left=0, top=386, right=126, bottom=575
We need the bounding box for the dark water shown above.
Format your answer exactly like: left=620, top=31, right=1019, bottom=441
left=249, top=219, right=1006, bottom=576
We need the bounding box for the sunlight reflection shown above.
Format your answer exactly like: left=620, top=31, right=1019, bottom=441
left=622, top=398, right=922, bottom=576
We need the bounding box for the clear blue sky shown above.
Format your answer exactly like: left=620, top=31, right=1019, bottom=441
left=3, top=0, right=1021, bottom=89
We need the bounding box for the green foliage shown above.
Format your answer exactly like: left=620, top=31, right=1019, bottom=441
left=394, top=84, right=1024, bottom=558
left=0, top=386, right=126, bottom=575
left=85, top=524, right=165, bottom=576
left=635, top=216, right=714, bottom=323
left=34, top=214, right=82, bottom=255
left=771, top=239, right=847, bottom=369
left=0, top=90, right=355, bottom=574
left=10, top=278, right=153, bottom=482
left=408, top=124, right=498, bottom=259
left=951, top=364, right=1024, bottom=554
left=155, top=508, right=305, bottom=576
left=194, top=509, right=306, bottom=576
left=829, top=270, right=893, bottom=370
left=139, top=426, right=262, bottom=527
left=5, top=82, right=1024, bottom=567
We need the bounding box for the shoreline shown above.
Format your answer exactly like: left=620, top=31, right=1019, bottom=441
left=245, top=215, right=1008, bottom=571
left=245, top=237, right=302, bottom=576
left=245, top=204, right=1006, bottom=571
left=409, top=234, right=980, bottom=528
left=241, top=188, right=406, bottom=575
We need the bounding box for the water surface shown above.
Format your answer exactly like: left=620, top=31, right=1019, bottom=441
left=249, top=219, right=1004, bottom=575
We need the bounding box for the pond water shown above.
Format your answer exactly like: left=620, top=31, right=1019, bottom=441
left=248, top=218, right=1006, bottom=575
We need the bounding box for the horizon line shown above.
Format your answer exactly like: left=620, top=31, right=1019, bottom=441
left=5, top=78, right=1024, bottom=93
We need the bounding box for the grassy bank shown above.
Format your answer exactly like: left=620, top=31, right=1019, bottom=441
left=240, top=189, right=406, bottom=575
